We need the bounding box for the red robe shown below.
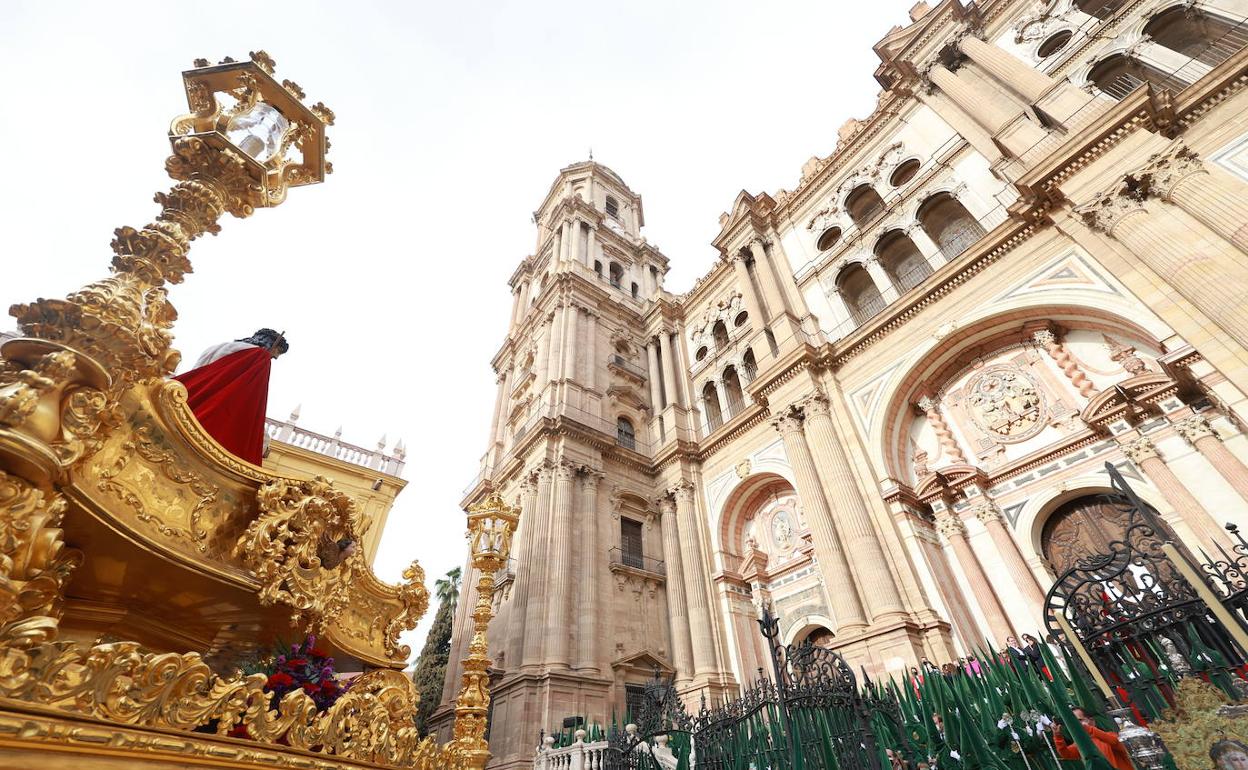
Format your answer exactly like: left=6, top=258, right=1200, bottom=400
left=1054, top=723, right=1134, bottom=770
left=174, top=345, right=272, bottom=466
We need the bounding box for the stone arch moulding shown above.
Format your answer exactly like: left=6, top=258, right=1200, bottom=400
left=710, top=470, right=798, bottom=559
left=1014, top=471, right=1172, bottom=572
left=870, top=301, right=1172, bottom=480
left=783, top=615, right=839, bottom=646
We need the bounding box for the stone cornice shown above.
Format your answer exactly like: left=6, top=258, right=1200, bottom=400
left=698, top=404, right=772, bottom=460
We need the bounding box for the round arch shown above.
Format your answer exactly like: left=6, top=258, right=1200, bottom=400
left=872, top=301, right=1172, bottom=479
left=714, top=472, right=796, bottom=564
left=783, top=615, right=839, bottom=646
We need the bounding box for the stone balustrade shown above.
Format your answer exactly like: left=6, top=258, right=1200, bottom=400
left=533, top=732, right=610, bottom=770
left=265, top=415, right=406, bottom=475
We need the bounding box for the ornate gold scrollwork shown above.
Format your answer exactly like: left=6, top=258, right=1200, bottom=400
left=235, top=476, right=364, bottom=632
left=384, top=560, right=429, bottom=661
left=0, top=640, right=464, bottom=768
left=0, top=471, right=82, bottom=647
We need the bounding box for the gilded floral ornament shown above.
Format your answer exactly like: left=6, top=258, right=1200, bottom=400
left=235, top=476, right=365, bottom=632
left=0, top=640, right=464, bottom=768
left=1150, top=678, right=1247, bottom=769
left=384, top=560, right=430, bottom=661
left=0, top=471, right=82, bottom=647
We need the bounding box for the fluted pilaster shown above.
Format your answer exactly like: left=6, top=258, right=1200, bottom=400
left=1175, top=414, right=1248, bottom=508
left=800, top=392, right=905, bottom=619
left=575, top=470, right=603, bottom=672
left=1120, top=435, right=1230, bottom=547
left=545, top=461, right=576, bottom=668
left=658, top=495, right=694, bottom=683
left=972, top=501, right=1046, bottom=612
left=671, top=480, right=716, bottom=675
left=935, top=510, right=1014, bottom=642
left=522, top=464, right=554, bottom=667
left=505, top=476, right=538, bottom=670
left=771, top=409, right=867, bottom=630
left=959, top=34, right=1055, bottom=103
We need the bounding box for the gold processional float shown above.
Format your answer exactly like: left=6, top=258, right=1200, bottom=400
left=0, top=51, right=517, bottom=770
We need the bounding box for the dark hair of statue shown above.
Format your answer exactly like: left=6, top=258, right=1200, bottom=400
left=238, top=328, right=289, bottom=355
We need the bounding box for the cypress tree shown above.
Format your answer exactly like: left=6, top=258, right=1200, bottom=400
left=412, top=566, right=461, bottom=735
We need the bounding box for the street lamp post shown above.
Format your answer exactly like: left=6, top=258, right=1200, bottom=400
left=452, top=492, right=520, bottom=770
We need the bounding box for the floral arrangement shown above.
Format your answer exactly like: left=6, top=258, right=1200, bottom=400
left=261, top=635, right=346, bottom=712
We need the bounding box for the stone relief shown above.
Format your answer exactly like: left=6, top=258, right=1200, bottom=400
left=965, top=366, right=1046, bottom=443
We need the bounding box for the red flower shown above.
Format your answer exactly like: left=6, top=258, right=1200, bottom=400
left=285, top=657, right=309, bottom=668
left=227, top=723, right=250, bottom=739
left=308, top=647, right=328, bottom=658
left=302, top=682, right=319, bottom=694
left=266, top=672, right=295, bottom=689
left=320, top=679, right=339, bottom=694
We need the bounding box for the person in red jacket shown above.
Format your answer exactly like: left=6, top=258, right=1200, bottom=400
left=174, top=329, right=288, bottom=466
left=1053, top=708, right=1134, bottom=770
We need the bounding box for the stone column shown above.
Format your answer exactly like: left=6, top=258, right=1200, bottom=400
left=571, top=219, right=584, bottom=265
left=927, top=63, right=1015, bottom=134
left=672, top=481, right=718, bottom=676
left=585, top=225, right=597, bottom=269
left=1120, top=435, right=1230, bottom=547
left=800, top=393, right=905, bottom=618
left=714, top=377, right=732, bottom=420
left=906, top=224, right=946, bottom=270
left=661, top=331, right=682, bottom=408
left=1139, top=145, right=1248, bottom=255
left=560, top=305, right=578, bottom=384
left=575, top=471, right=603, bottom=673
left=659, top=495, right=695, bottom=684
left=863, top=256, right=900, bottom=304
left=749, top=239, right=790, bottom=322
left=584, top=312, right=597, bottom=390
left=546, top=307, right=565, bottom=387
left=916, top=395, right=967, bottom=464
left=671, top=327, right=694, bottom=413
left=1131, top=40, right=1211, bottom=81
left=488, top=370, right=509, bottom=449
left=545, top=462, right=576, bottom=669
left=972, top=502, right=1046, bottom=612
left=509, top=285, right=524, bottom=327
left=442, top=553, right=476, bottom=703
left=935, top=510, right=1015, bottom=643
left=536, top=317, right=553, bottom=386
left=731, top=253, right=767, bottom=332
left=506, top=476, right=538, bottom=670
left=1033, top=327, right=1097, bottom=399
left=959, top=34, right=1056, bottom=102
left=646, top=341, right=665, bottom=409
left=771, top=410, right=868, bottom=630
left=913, top=85, right=1006, bottom=165
left=522, top=464, right=555, bottom=667
left=1174, top=414, right=1248, bottom=508
left=1078, top=184, right=1248, bottom=350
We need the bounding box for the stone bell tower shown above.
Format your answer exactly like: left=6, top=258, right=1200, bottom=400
left=433, top=161, right=734, bottom=769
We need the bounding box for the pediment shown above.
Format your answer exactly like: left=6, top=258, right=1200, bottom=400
left=611, top=649, right=675, bottom=676
left=914, top=463, right=987, bottom=499
left=1079, top=373, right=1176, bottom=426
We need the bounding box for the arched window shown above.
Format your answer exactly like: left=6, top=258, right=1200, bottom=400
left=917, top=193, right=985, bottom=259
left=1088, top=54, right=1189, bottom=100
left=889, top=159, right=921, bottom=187
left=816, top=227, right=843, bottom=252
left=702, top=381, right=723, bottom=431
left=616, top=416, right=636, bottom=450
left=723, top=367, right=745, bottom=415
left=1145, top=7, right=1248, bottom=68
left=845, top=185, right=886, bottom=228
left=594, top=260, right=602, bottom=276
left=875, top=230, right=932, bottom=294
left=837, top=264, right=885, bottom=327
left=742, top=348, right=757, bottom=382
left=631, top=282, right=639, bottom=298
left=605, top=196, right=620, bottom=219
left=1040, top=495, right=1176, bottom=577
left=1037, top=30, right=1073, bottom=58
left=712, top=320, right=730, bottom=349
left=609, top=262, right=623, bottom=288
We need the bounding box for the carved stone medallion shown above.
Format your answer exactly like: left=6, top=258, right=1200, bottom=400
left=965, top=366, right=1046, bottom=443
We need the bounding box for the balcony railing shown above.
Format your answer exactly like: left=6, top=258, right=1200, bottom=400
left=608, top=547, right=665, bottom=575
left=265, top=417, right=406, bottom=476
left=609, top=354, right=648, bottom=381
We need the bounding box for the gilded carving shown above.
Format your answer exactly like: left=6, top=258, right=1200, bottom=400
left=384, top=560, right=430, bottom=662
left=1120, top=435, right=1159, bottom=464
left=0, top=471, right=82, bottom=646
left=1151, top=678, right=1248, bottom=769
left=0, top=640, right=463, bottom=768
left=234, top=476, right=366, bottom=632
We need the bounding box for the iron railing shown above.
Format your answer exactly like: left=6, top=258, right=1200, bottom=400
left=607, top=547, right=665, bottom=575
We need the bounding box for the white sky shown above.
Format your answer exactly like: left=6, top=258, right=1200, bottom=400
left=1, top=0, right=914, bottom=662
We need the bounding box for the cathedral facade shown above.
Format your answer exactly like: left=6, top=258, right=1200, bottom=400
left=434, top=0, right=1248, bottom=765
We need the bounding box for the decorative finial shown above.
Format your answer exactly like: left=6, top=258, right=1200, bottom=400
left=289, top=404, right=301, bottom=421
left=377, top=434, right=387, bottom=450
left=249, top=50, right=276, bottom=74
left=588, top=147, right=593, bottom=161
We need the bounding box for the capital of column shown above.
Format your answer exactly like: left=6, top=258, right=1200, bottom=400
left=1132, top=144, right=1208, bottom=202
left=535, top=461, right=555, bottom=483
left=1074, top=185, right=1149, bottom=236
left=518, top=475, right=537, bottom=496
left=934, top=510, right=966, bottom=540
left=1173, top=414, right=1217, bottom=445
left=800, top=391, right=832, bottom=419
left=555, top=460, right=577, bottom=481
left=657, top=496, right=677, bottom=517
left=770, top=408, right=805, bottom=436
left=1032, top=328, right=1056, bottom=347
left=972, top=501, right=1004, bottom=525
left=668, top=479, right=696, bottom=503
left=1120, top=435, right=1159, bottom=464
left=581, top=467, right=605, bottom=490
left=916, top=395, right=938, bottom=413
